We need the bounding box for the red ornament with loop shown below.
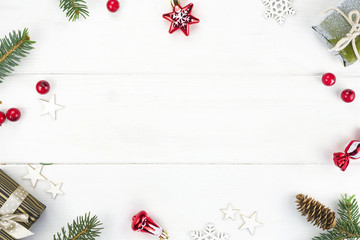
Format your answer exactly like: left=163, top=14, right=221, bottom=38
left=132, top=211, right=169, bottom=240
left=163, top=0, right=199, bottom=36
left=334, top=140, right=360, bottom=171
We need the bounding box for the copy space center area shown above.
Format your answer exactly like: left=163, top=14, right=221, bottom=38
left=0, top=0, right=358, bottom=239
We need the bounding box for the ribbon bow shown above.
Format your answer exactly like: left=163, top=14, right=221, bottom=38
left=333, top=140, right=360, bottom=171
left=0, top=214, right=29, bottom=229
left=0, top=214, right=33, bottom=239
left=326, top=8, right=360, bottom=60
left=333, top=152, right=350, bottom=171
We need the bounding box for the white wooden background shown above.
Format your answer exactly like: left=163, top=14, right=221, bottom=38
left=0, top=0, right=360, bottom=239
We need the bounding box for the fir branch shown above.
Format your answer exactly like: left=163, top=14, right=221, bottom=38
left=53, top=213, right=103, bottom=240
left=59, top=0, right=89, bottom=22
left=0, top=28, right=35, bottom=82
left=313, top=195, right=360, bottom=240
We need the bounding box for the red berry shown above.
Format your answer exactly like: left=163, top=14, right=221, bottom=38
left=0, top=112, right=5, bottom=126
left=6, top=108, right=21, bottom=122
left=36, top=80, right=50, bottom=95
left=107, top=0, right=119, bottom=12
left=322, top=73, right=336, bottom=86
left=341, top=89, right=355, bottom=103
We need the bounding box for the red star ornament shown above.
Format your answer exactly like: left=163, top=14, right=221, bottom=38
left=163, top=3, right=199, bottom=36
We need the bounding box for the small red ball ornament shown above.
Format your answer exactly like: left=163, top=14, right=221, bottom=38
left=322, top=73, right=336, bottom=86
left=6, top=108, right=21, bottom=122
left=36, top=80, right=50, bottom=95
left=107, top=0, right=119, bottom=12
left=0, top=112, right=5, bottom=126
left=334, top=140, right=360, bottom=171
left=132, top=211, right=169, bottom=240
left=341, top=89, right=355, bottom=103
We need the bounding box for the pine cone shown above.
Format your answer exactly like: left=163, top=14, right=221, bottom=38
left=295, top=194, right=336, bottom=230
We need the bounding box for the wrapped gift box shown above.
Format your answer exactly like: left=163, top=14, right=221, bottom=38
left=0, top=169, right=46, bottom=240
left=313, top=0, right=360, bottom=66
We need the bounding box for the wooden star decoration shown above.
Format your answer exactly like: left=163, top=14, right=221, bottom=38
left=239, top=212, right=263, bottom=235
left=46, top=182, right=64, bottom=199
left=220, top=203, right=239, bottom=220
left=22, top=165, right=46, bottom=187
left=40, top=94, right=64, bottom=120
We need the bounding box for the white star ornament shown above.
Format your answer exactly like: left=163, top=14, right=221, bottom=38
left=239, top=212, right=263, bottom=235
left=40, top=94, right=64, bottom=120
left=220, top=203, right=239, bottom=220
left=22, top=165, right=46, bottom=187
left=46, top=182, right=64, bottom=199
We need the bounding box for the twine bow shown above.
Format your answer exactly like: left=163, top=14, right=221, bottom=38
left=326, top=8, right=360, bottom=60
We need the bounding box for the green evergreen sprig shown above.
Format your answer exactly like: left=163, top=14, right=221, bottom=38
left=0, top=28, right=35, bottom=82
left=59, top=0, right=89, bottom=22
left=313, top=194, right=360, bottom=240
left=53, top=213, right=103, bottom=240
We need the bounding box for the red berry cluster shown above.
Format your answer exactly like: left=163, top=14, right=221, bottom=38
left=0, top=108, right=21, bottom=126
left=0, top=80, right=51, bottom=127
left=322, top=73, right=355, bottom=103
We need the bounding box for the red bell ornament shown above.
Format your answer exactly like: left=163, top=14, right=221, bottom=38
left=132, top=211, right=169, bottom=240
left=333, top=140, right=360, bottom=171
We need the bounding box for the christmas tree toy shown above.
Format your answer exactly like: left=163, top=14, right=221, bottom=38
left=132, top=211, right=169, bottom=240
left=163, top=0, right=199, bottom=36
left=333, top=140, right=360, bottom=171
left=296, top=194, right=360, bottom=239
left=313, top=0, right=360, bottom=66
left=0, top=169, right=46, bottom=239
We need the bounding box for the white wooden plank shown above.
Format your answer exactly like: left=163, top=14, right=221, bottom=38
left=0, top=0, right=359, bottom=75
left=0, top=165, right=355, bottom=240
left=1, top=75, right=360, bottom=164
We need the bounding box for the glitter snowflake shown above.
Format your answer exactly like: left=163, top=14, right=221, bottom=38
left=172, top=9, right=191, bottom=28
left=191, top=223, right=229, bottom=240
left=262, top=0, right=295, bottom=24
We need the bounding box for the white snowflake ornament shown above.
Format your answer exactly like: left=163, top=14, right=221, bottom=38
left=191, top=223, right=229, bottom=240
left=262, top=0, right=295, bottom=24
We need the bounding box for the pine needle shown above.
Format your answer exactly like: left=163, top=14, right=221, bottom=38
left=0, top=28, right=35, bottom=83
left=312, top=195, right=360, bottom=240
left=59, top=0, right=89, bottom=22
left=53, top=213, right=103, bottom=240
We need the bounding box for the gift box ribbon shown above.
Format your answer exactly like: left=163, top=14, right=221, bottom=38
left=0, top=186, right=33, bottom=239
left=327, top=7, right=360, bottom=60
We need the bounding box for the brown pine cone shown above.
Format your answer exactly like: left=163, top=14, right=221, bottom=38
left=295, top=194, right=336, bottom=230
